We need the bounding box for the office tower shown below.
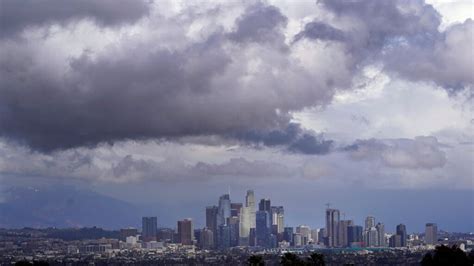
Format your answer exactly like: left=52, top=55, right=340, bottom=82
left=228, top=216, right=240, bottom=247
left=365, top=216, right=375, bottom=230
left=389, top=234, right=402, bottom=247
left=311, top=229, right=319, bottom=244
left=296, top=225, right=311, bottom=246
left=206, top=206, right=218, bottom=247
left=256, top=210, right=270, bottom=247
left=142, top=217, right=157, bottom=242
left=376, top=223, right=385, bottom=247
left=218, top=194, right=231, bottom=226
left=365, top=227, right=378, bottom=247
left=293, top=233, right=303, bottom=247
left=177, top=218, right=194, bottom=245
left=259, top=198, right=271, bottom=212
left=325, top=208, right=340, bottom=247
left=157, top=228, right=174, bottom=242
left=337, top=220, right=354, bottom=247
left=239, top=206, right=251, bottom=246
left=396, top=224, right=407, bottom=247
left=194, top=229, right=201, bottom=247
left=271, top=206, right=285, bottom=234
left=200, top=228, right=214, bottom=249
left=283, top=227, right=294, bottom=245
left=317, top=228, right=326, bottom=245
left=347, top=225, right=363, bottom=246
left=245, top=190, right=256, bottom=229
left=249, top=228, right=257, bottom=246
left=425, top=223, right=438, bottom=245
left=217, top=224, right=231, bottom=250
left=120, top=227, right=138, bottom=241
left=231, top=203, right=243, bottom=217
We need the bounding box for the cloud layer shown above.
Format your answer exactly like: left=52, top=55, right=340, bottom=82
left=0, top=0, right=471, bottom=153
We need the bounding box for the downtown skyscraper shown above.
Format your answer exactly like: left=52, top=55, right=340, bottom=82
left=325, top=208, right=340, bottom=247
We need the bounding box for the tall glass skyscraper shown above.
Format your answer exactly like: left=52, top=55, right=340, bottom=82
left=142, top=216, right=157, bottom=242
left=206, top=206, right=218, bottom=248
left=259, top=198, right=271, bottom=212
left=217, top=194, right=231, bottom=226
left=396, top=224, right=407, bottom=247
left=325, top=208, right=340, bottom=247
left=425, top=223, right=438, bottom=245
left=256, top=210, right=270, bottom=247
left=245, top=190, right=256, bottom=229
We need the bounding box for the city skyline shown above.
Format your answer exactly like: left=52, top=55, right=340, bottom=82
left=0, top=0, right=473, bottom=239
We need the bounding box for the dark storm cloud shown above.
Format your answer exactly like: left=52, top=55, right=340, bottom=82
left=297, top=0, right=473, bottom=91
left=293, top=21, right=346, bottom=43
left=0, top=0, right=471, bottom=154
left=1, top=2, right=334, bottom=152
left=228, top=3, right=288, bottom=44
left=235, top=123, right=333, bottom=155
left=0, top=0, right=151, bottom=37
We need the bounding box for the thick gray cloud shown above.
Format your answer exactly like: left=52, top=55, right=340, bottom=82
left=0, top=3, right=337, bottom=152
left=345, top=136, right=446, bottom=169
left=0, top=0, right=471, bottom=154
left=234, top=123, right=333, bottom=155
left=0, top=0, right=151, bottom=37
left=293, top=21, right=346, bottom=43
left=296, top=0, right=472, bottom=91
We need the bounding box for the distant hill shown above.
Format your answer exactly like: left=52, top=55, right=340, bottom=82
left=0, top=185, right=142, bottom=229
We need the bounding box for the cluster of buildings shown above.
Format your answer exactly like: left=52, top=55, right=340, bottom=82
left=133, top=189, right=441, bottom=250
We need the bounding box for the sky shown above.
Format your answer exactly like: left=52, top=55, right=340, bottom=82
left=0, top=0, right=473, bottom=232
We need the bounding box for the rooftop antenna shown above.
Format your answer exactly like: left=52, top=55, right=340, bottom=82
left=228, top=185, right=231, bottom=197
left=325, top=202, right=331, bottom=209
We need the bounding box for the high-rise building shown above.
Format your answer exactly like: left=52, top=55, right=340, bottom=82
left=365, top=227, right=378, bottom=247
left=365, top=216, right=375, bottom=230
left=239, top=206, right=251, bottom=246
left=206, top=206, right=218, bottom=244
left=218, top=194, right=231, bottom=226
left=283, top=227, right=294, bottom=245
left=296, top=225, right=311, bottom=246
left=259, top=198, right=271, bottom=212
left=325, top=208, right=340, bottom=247
left=337, top=220, right=354, bottom=247
left=271, top=206, right=285, bottom=234
left=231, top=203, right=243, bottom=217
left=245, top=190, right=256, bottom=229
left=256, top=210, right=270, bottom=247
left=310, top=229, right=319, bottom=244
left=200, top=228, right=214, bottom=249
left=376, top=223, right=385, bottom=247
left=227, top=216, right=240, bottom=247
left=142, top=217, right=157, bottom=242
left=317, top=228, right=326, bottom=245
left=120, top=227, right=138, bottom=241
left=396, top=224, right=407, bottom=247
left=347, top=225, right=363, bottom=246
left=217, top=224, right=231, bottom=250
left=425, top=223, right=438, bottom=245
left=389, top=234, right=402, bottom=247
left=177, top=218, right=194, bottom=245
left=293, top=233, right=303, bottom=247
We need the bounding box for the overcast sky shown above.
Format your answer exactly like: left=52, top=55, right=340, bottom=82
left=0, top=0, right=472, bottom=232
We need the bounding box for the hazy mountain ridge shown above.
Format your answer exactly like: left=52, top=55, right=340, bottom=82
left=0, top=185, right=141, bottom=229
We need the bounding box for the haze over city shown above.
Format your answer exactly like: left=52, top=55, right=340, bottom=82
left=0, top=0, right=473, bottom=236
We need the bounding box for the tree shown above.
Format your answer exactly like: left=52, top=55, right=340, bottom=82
left=307, top=252, right=325, bottom=266
left=421, top=245, right=472, bottom=266
left=280, top=253, right=305, bottom=266
left=248, top=255, right=265, bottom=266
